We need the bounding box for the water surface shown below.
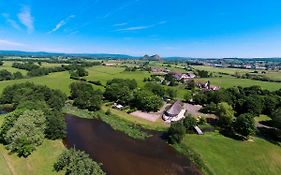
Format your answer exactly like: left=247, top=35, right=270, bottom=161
left=65, top=114, right=202, bottom=175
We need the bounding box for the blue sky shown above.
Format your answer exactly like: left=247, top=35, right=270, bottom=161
left=1, top=0, right=281, bottom=57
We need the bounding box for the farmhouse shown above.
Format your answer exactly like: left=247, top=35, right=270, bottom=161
left=151, top=67, right=170, bottom=75
left=196, top=81, right=220, bottom=91
left=163, top=100, right=186, bottom=122
left=172, top=73, right=196, bottom=81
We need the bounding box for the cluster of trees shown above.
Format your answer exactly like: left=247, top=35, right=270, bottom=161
left=70, top=82, right=103, bottom=111
left=167, top=115, right=197, bottom=144
left=0, top=83, right=67, bottom=156
left=194, top=69, right=212, bottom=78
left=104, top=79, right=164, bottom=112
left=124, top=66, right=138, bottom=72
left=0, top=70, right=23, bottom=81
left=54, top=148, right=105, bottom=175
left=12, top=62, right=40, bottom=71
left=12, top=61, right=97, bottom=77
left=194, top=86, right=281, bottom=139
left=195, top=86, right=281, bottom=116
left=215, top=102, right=256, bottom=139
left=104, top=79, right=137, bottom=105
left=233, top=72, right=281, bottom=83
left=144, top=82, right=177, bottom=99
left=69, top=67, right=88, bottom=78
left=164, top=73, right=178, bottom=86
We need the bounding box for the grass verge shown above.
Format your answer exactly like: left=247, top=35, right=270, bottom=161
left=182, top=132, right=281, bottom=175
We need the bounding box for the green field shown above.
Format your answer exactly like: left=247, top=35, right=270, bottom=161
left=183, top=132, right=281, bottom=175
left=0, top=61, right=28, bottom=75
left=262, top=71, right=281, bottom=81
left=0, top=140, right=65, bottom=175
left=86, top=66, right=151, bottom=87
left=193, top=65, right=252, bottom=75
left=40, top=62, right=68, bottom=68
left=193, top=65, right=281, bottom=81
left=196, top=76, right=281, bottom=91
left=0, top=71, right=74, bottom=95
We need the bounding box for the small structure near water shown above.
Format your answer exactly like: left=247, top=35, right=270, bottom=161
left=163, top=101, right=204, bottom=135
left=163, top=100, right=186, bottom=122
left=112, top=103, right=124, bottom=110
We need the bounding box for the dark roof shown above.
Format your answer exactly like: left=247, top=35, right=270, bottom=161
left=165, top=100, right=183, bottom=117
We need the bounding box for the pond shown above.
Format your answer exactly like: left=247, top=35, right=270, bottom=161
left=65, top=114, right=202, bottom=175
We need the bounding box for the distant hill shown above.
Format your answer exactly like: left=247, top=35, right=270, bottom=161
left=142, top=54, right=162, bottom=61
left=0, top=50, right=136, bottom=59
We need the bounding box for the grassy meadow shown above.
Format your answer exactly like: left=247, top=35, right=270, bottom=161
left=0, top=140, right=65, bottom=175
left=182, top=132, right=281, bottom=175
left=196, top=76, right=281, bottom=91
left=193, top=65, right=252, bottom=74
left=194, top=65, right=281, bottom=81
left=0, top=61, right=28, bottom=75
left=86, top=66, right=151, bottom=87
left=0, top=71, right=74, bottom=95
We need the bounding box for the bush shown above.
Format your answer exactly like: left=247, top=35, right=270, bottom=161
left=105, top=109, right=111, bottom=115
left=167, top=122, right=186, bottom=144
left=183, top=115, right=196, bottom=133
left=54, top=148, right=105, bottom=175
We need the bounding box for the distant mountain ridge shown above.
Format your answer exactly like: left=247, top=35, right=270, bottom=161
left=0, top=50, right=136, bottom=58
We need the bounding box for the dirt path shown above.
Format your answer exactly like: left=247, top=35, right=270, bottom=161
left=1, top=152, right=17, bottom=175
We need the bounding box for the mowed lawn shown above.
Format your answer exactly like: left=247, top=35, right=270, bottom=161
left=183, top=132, right=281, bottom=175
left=0, top=140, right=65, bottom=175
left=196, top=76, right=281, bottom=91
left=86, top=66, right=151, bottom=87
left=0, top=71, right=74, bottom=95
left=0, top=61, right=28, bottom=75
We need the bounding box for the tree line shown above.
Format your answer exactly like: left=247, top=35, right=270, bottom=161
left=11, top=61, right=100, bottom=77
left=69, top=79, right=177, bottom=113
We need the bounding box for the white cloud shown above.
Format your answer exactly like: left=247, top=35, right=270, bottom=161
left=116, top=20, right=167, bottom=31
left=2, top=13, right=21, bottom=30
left=0, top=39, right=25, bottom=46
left=113, top=23, right=128, bottom=27
left=49, top=15, right=75, bottom=33
left=116, top=25, right=153, bottom=31
left=17, top=6, right=34, bottom=33
left=100, top=0, right=140, bottom=19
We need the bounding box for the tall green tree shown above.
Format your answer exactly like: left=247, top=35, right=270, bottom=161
left=133, top=90, right=163, bottom=112
left=216, top=102, right=235, bottom=129
left=233, top=113, right=256, bottom=139
left=5, top=110, right=46, bottom=157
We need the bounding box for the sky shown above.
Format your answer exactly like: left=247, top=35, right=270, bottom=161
left=1, top=0, right=281, bottom=57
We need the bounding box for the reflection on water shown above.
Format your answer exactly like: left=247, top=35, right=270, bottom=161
left=65, top=114, right=202, bottom=175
